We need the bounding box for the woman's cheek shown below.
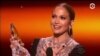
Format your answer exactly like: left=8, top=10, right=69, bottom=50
left=50, top=20, right=54, bottom=29
left=61, top=20, right=69, bottom=31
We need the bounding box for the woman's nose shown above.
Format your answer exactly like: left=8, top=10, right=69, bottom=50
left=55, top=18, right=60, bottom=24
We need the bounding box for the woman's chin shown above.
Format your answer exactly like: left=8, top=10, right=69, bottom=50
left=53, top=31, right=62, bottom=35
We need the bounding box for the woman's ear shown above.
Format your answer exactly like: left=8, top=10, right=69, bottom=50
left=70, top=20, right=74, bottom=26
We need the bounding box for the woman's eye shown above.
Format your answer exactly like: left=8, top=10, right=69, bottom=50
left=60, top=16, right=66, bottom=20
left=52, top=15, right=56, bottom=19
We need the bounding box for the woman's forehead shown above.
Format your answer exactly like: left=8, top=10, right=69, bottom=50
left=52, top=6, right=69, bottom=16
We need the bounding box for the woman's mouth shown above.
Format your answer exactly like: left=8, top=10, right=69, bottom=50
left=53, top=25, right=61, bottom=30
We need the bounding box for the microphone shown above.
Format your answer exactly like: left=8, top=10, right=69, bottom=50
left=46, top=47, right=53, bottom=56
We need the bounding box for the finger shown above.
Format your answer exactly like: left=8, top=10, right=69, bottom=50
left=10, top=37, right=16, bottom=43
left=10, top=44, right=16, bottom=49
left=10, top=35, right=15, bottom=41
left=17, top=38, right=24, bottom=46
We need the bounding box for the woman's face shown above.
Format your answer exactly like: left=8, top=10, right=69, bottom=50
left=51, top=6, right=72, bottom=35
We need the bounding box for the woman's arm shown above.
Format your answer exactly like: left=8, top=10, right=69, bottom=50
left=10, top=36, right=30, bottom=56
left=10, top=24, right=30, bottom=56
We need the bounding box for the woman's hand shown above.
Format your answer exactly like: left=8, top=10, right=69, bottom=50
left=10, top=35, right=30, bottom=56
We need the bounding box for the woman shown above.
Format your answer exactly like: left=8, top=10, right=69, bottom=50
left=10, top=3, right=85, bottom=56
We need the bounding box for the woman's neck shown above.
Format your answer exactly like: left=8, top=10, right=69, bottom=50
left=53, top=32, right=70, bottom=43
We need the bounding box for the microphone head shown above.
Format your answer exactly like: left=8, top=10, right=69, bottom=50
left=46, top=47, right=53, bottom=56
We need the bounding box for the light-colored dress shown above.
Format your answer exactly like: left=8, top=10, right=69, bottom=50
left=36, top=36, right=79, bottom=56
